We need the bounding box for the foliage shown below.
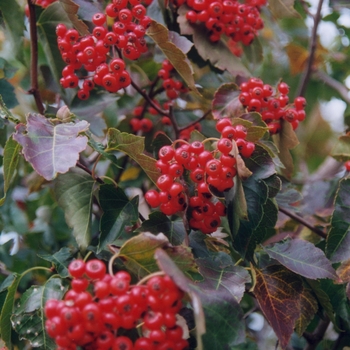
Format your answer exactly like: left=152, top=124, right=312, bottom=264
left=1, top=0, right=350, bottom=349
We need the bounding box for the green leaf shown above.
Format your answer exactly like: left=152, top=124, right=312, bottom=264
left=36, top=2, right=73, bottom=85
left=13, top=114, right=89, bottom=181
left=98, top=184, right=139, bottom=252
left=0, top=137, right=20, bottom=206
left=228, top=145, right=276, bottom=258
left=118, top=232, right=199, bottom=279
left=332, top=134, right=350, bottom=162
left=264, top=239, right=337, bottom=279
left=54, top=168, right=95, bottom=251
left=38, top=247, right=77, bottom=278
left=242, top=37, right=263, bottom=66
left=136, top=212, right=186, bottom=246
left=326, top=178, right=350, bottom=262
left=195, top=256, right=248, bottom=348
left=0, top=58, right=18, bottom=79
left=12, top=277, right=68, bottom=348
left=106, top=128, right=159, bottom=185
left=146, top=21, right=198, bottom=94
left=0, top=0, right=25, bottom=57
left=0, top=80, right=18, bottom=109
left=0, top=273, right=20, bottom=350
left=268, top=0, right=301, bottom=18
left=253, top=264, right=303, bottom=349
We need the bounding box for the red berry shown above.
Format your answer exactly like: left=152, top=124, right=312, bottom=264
left=68, top=259, right=86, bottom=278
left=145, top=190, right=160, bottom=208
left=85, top=259, right=106, bottom=280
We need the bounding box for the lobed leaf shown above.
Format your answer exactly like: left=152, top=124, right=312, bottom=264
left=136, top=212, right=186, bottom=246
left=54, top=168, right=95, bottom=251
left=98, top=184, right=139, bottom=252
left=326, top=178, right=350, bottom=262
left=0, top=137, right=20, bottom=206
left=253, top=265, right=303, bottom=349
left=106, top=128, right=159, bottom=185
left=264, top=238, right=337, bottom=280
left=38, top=247, right=77, bottom=278
left=13, top=114, right=89, bottom=181
left=118, top=232, right=199, bottom=279
left=146, top=21, right=198, bottom=94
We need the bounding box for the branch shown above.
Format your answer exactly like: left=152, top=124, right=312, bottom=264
left=278, top=206, right=327, bottom=239
left=178, top=109, right=212, bottom=132
left=296, top=0, right=325, bottom=97
left=27, top=0, right=45, bottom=115
left=76, top=161, right=104, bottom=184
left=313, top=69, right=350, bottom=104
left=303, top=316, right=330, bottom=350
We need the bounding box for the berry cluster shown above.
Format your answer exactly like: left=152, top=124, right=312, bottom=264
left=145, top=119, right=255, bottom=234
left=158, top=60, right=187, bottom=101
left=238, top=78, right=307, bottom=134
left=173, top=0, right=266, bottom=44
left=57, top=0, right=152, bottom=99
left=45, top=259, right=188, bottom=350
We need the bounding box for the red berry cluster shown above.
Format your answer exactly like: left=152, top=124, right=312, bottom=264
left=238, top=78, right=307, bottom=134
left=57, top=0, right=152, bottom=99
left=173, top=0, right=266, bottom=44
left=145, top=121, right=254, bottom=234
left=45, top=259, right=188, bottom=350
left=34, top=0, right=56, bottom=7
left=158, top=60, right=187, bottom=100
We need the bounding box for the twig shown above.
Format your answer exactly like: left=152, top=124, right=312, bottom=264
left=167, top=105, right=180, bottom=139
left=303, top=316, right=330, bottom=350
left=178, top=109, right=212, bottom=132
left=296, top=0, right=325, bottom=97
left=76, top=161, right=104, bottom=184
left=27, top=0, right=45, bottom=115
left=313, top=69, right=350, bottom=104
left=278, top=206, right=327, bottom=239
left=130, top=78, right=168, bottom=116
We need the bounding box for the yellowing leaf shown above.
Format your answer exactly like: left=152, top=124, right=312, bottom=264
left=146, top=21, right=198, bottom=94
left=268, top=0, right=300, bottom=19
left=119, top=166, right=141, bottom=182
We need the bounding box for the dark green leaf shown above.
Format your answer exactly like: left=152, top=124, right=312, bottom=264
left=0, top=58, right=18, bottom=79
left=0, top=273, right=20, bottom=349
left=98, top=184, right=139, bottom=252
left=264, top=239, right=337, bottom=279
left=0, top=136, right=20, bottom=206
left=12, top=277, right=68, bottom=348
left=137, top=212, right=186, bottom=246
left=326, top=178, right=350, bottom=262
left=0, top=80, right=18, bottom=109
left=54, top=168, right=95, bottom=251
left=38, top=247, right=77, bottom=278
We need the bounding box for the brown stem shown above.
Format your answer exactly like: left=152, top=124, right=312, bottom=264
left=278, top=206, right=327, bottom=239
left=303, top=316, right=330, bottom=350
left=76, top=161, right=104, bottom=184
left=167, top=105, right=180, bottom=139
left=130, top=78, right=168, bottom=116
left=27, top=0, right=45, bottom=115
left=178, top=109, right=212, bottom=132
left=296, top=0, right=324, bottom=97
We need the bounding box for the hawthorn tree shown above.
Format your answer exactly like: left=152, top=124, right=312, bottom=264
left=1, top=0, right=350, bottom=349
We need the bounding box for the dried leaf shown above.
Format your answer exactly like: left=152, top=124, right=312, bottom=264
left=268, top=0, right=300, bottom=19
